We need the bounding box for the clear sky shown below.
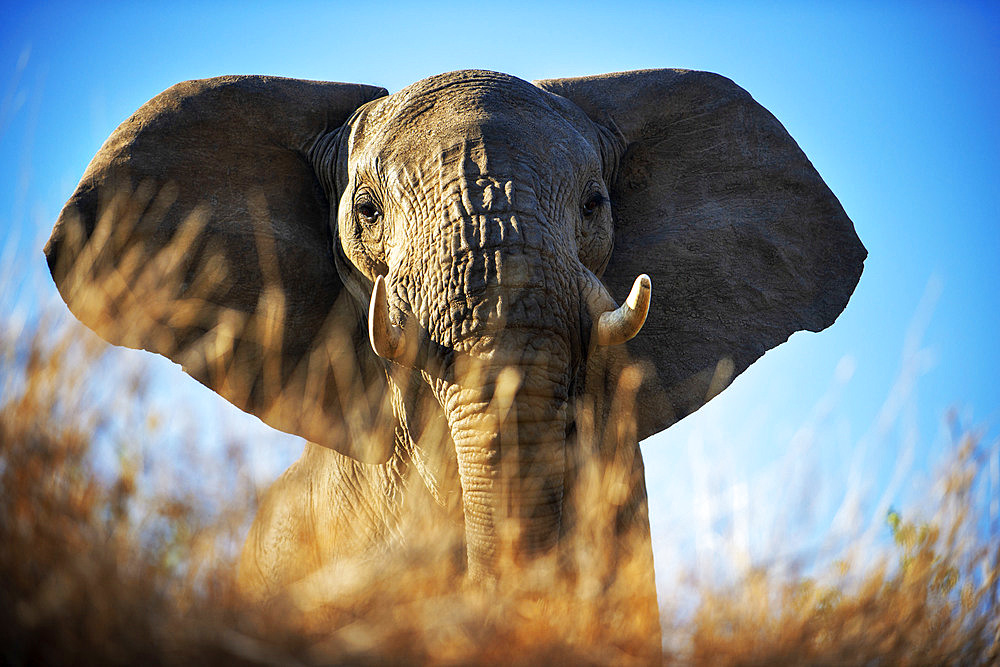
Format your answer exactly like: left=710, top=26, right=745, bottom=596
left=2, top=1, right=998, bottom=590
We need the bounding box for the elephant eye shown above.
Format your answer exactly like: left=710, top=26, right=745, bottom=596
left=581, top=192, right=605, bottom=217
left=355, top=199, right=382, bottom=226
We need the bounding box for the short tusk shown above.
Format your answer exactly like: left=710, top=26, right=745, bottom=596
left=596, top=274, right=651, bottom=346
left=369, top=274, right=405, bottom=360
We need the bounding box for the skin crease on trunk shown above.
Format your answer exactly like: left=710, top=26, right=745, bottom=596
left=235, top=71, right=661, bottom=648
left=45, top=66, right=866, bottom=663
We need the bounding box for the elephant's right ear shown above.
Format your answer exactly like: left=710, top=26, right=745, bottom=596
left=45, top=75, right=396, bottom=462
left=537, top=69, right=866, bottom=441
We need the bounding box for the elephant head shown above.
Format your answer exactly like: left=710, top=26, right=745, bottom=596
left=45, top=69, right=865, bottom=584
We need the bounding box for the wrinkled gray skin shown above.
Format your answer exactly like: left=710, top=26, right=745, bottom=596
left=320, top=72, right=620, bottom=575
left=46, top=69, right=865, bottom=659
left=241, top=71, right=658, bottom=622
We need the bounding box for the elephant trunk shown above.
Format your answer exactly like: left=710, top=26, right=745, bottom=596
left=443, top=349, right=570, bottom=583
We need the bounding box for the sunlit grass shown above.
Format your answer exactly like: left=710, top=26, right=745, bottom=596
left=2, top=283, right=998, bottom=664
left=0, top=175, right=990, bottom=664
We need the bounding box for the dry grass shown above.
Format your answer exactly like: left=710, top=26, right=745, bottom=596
left=0, top=308, right=659, bottom=666
left=686, top=436, right=999, bottom=665
left=2, top=189, right=997, bottom=664
left=2, top=301, right=998, bottom=665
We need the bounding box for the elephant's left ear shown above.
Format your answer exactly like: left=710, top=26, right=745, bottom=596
left=45, top=76, right=394, bottom=461
left=536, top=69, right=866, bottom=441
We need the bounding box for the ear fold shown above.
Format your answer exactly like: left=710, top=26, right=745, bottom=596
left=45, top=75, right=396, bottom=462
left=536, top=69, right=866, bottom=441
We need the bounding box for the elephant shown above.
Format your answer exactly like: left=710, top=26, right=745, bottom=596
left=45, top=68, right=865, bottom=658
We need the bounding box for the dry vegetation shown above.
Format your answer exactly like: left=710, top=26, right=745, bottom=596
left=1, top=301, right=997, bottom=666
left=2, top=192, right=997, bottom=665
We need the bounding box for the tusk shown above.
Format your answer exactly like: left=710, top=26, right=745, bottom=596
left=595, top=274, right=651, bottom=346
left=368, top=275, right=405, bottom=360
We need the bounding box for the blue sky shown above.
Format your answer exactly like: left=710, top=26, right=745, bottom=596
left=2, top=1, right=998, bottom=588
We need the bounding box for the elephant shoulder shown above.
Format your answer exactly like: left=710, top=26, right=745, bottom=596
left=237, top=452, right=324, bottom=598
left=237, top=443, right=411, bottom=599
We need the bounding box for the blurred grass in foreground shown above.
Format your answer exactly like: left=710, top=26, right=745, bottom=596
left=1, top=306, right=998, bottom=665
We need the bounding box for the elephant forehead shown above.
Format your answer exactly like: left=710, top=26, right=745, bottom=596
left=390, top=140, right=543, bottom=211
left=385, top=141, right=578, bottom=255
left=359, top=71, right=592, bottom=168
left=368, top=136, right=559, bottom=246
left=390, top=69, right=550, bottom=126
